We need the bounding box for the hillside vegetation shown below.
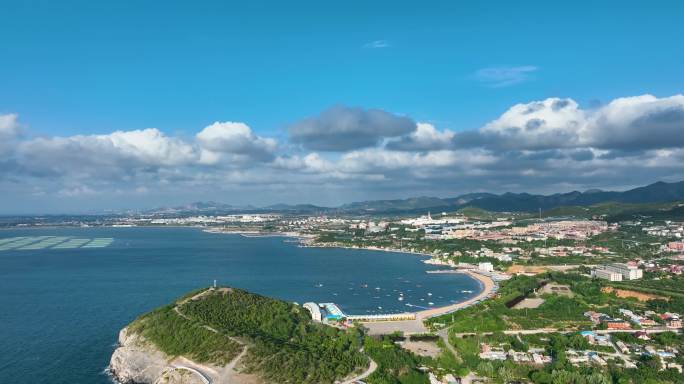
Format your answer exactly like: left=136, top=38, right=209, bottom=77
left=129, top=287, right=368, bottom=384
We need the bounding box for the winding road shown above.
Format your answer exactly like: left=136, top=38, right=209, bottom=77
left=340, top=357, right=378, bottom=384
left=170, top=361, right=212, bottom=384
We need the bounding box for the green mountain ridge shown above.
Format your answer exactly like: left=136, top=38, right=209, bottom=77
left=147, top=180, right=684, bottom=215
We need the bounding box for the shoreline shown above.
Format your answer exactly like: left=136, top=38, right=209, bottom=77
left=171, top=228, right=499, bottom=319
left=300, top=242, right=435, bottom=259
left=6, top=226, right=497, bottom=321
left=293, top=237, right=498, bottom=319
left=359, top=271, right=496, bottom=335
left=416, top=270, right=496, bottom=319
left=295, top=239, right=498, bottom=318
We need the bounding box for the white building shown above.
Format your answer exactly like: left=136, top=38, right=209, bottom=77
left=591, top=268, right=623, bottom=281
left=478, top=262, right=494, bottom=272
left=303, top=302, right=322, bottom=322
left=604, top=263, right=643, bottom=280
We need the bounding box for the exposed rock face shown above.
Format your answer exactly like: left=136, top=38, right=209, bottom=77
left=109, top=327, right=170, bottom=384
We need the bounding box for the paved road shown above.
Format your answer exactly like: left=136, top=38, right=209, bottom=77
left=437, top=328, right=459, bottom=359
left=340, top=358, right=378, bottom=384
left=171, top=359, right=213, bottom=384
left=452, top=327, right=681, bottom=338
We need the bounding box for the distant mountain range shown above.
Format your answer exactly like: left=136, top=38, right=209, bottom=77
left=145, top=201, right=255, bottom=215
left=146, top=180, right=684, bottom=216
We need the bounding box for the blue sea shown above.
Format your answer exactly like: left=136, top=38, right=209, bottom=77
left=0, top=227, right=481, bottom=384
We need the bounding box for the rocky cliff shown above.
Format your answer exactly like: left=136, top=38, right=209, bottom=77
left=109, top=327, right=171, bottom=384
left=109, top=326, right=251, bottom=384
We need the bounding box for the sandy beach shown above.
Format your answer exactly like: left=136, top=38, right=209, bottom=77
left=361, top=271, right=497, bottom=335
left=206, top=229, right=498, bottom=332
left=416, top=270, right=496, bottom=320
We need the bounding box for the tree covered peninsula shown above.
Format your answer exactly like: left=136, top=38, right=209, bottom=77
left=110, top=287, right=369, bottom=384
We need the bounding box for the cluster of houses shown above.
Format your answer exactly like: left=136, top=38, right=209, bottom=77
left=584, top=309, right=682, bottom=329
left=432, top=219, right=614, bottom=244
left=566, top=349, right=620, bottom=367
left=534, top=245, right=613, bottom=258
left=584, top=311, right=633, bottom=330
left=478, top=343, right=552, bottom=365
left=461, top=247, right=516, bottom=262
left=642, top=221, right=683, bottom=238
left=470, top=330, right=682, bottom=376
left=615, top=337, right=682, bottom=372
left=644, top=261, right=684, bottom=275
left=574, top=330, right=682, bottom=371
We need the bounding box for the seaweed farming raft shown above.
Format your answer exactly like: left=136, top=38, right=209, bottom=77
left=0, top=236, right=115, bottom=251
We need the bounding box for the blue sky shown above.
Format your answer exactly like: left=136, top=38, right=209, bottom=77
left=1, top=1, right=684, bottom=213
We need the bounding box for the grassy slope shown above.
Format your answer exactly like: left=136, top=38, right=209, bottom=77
left=129, top=303, right=243, bottom=365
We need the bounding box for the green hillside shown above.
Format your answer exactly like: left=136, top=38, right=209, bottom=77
left=129, top=287, right=368, bottom=384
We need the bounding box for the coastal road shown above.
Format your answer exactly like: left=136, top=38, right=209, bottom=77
left=452, top=327, right=682, bottom=338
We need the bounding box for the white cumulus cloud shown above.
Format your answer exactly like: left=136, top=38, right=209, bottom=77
left=196, top=121, right=277, bottom=162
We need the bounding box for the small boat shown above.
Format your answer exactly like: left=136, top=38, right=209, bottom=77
left=462, top=290, right=474, bottom=293
left=427, top=292, right=432, bottom=296
left=375, top=287, right=381, bottom=290
left=315, top=283, right=324, bottom=288
left=378, top=306, right=383, bottom=310
left=361, top=283, right=368, bottom=288
left=428, top=302, right=434, bottom=305
left=398, top=296, right=404, bottom=301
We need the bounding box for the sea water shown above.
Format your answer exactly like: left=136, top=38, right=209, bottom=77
left=0, top=226, right=481, bottom=384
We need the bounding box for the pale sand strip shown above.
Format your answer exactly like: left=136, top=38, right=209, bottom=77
left=415, top=270, right=496, bottom=320
left=362, top=271, right=497, bottom=335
